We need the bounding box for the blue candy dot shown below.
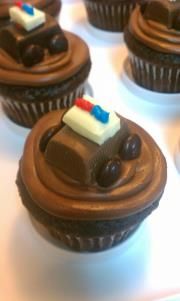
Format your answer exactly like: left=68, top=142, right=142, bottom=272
left=22, top=3, right=34, bottom=15
left=91, top=105, right=109, bottom=123
left=100, top=111, right=109, bottom=123
left=91, top=105, right=101, bottom=119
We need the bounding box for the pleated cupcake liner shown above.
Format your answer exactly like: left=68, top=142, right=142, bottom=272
left=128, top=52, right=180, bottom=93
left=42, top=222, right=139, bottom=252
left=84, top=0, right=135, bottom=32
left=1, top=83, right=85, bottom=128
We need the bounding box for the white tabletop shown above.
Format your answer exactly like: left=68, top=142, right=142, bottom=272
left=1, top=1, right=180, bottom=301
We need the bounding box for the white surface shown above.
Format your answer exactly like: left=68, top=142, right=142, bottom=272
left=85, top=23, right=123, bottom=43
left=1, top=1, right=180, bottom=301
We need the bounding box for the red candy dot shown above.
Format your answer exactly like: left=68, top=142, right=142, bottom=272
left=84, top=101, right=93, bottom=112
left=75, top=98, right=84, bottom=108
left=75, top=98, right=94, bottom=112
left=15, top=1, right=23, bottom=8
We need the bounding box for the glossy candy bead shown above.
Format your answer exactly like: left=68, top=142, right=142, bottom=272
left=15, top=1, right=23, bottom=8
left=22, top=44, right=44, bottom=67
left=22, top=3, right=34, bottom=15
left=75, top=99, right=109, bottom=123
left=49, top=35, right=68, bottom=55
left=91, top=105, right=101, bottom=119
left=83, top=100, right=94, bottom=111
left=75, top=98, right=93, bottom=111
left=120, top=134, right=142, bottom=160
left=100, top=111, right=109, bottom=123
left=75, top=98, right=84, bottom=108
left=39, top=126, right=60, bottom=152
left=97, top=158, right=121, bottom=187
left=91, top=105, right=109, bottom=123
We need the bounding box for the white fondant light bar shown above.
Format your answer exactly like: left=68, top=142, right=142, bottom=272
left=9, top=6, right=46, bottom=31
left=63, top=95, right=121, bottom=145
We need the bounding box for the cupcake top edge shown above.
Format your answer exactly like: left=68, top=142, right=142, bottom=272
left=20, top=96, right=167, bottom=220
left=128, top=0, right=180, bottom=54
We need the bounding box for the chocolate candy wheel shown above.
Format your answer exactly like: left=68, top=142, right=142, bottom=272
left=97, top=158, right=121, bottom=188
left=22, top=44, right=44, bottom=67
left=120, top=134, right=142, bottom=160
left=49, top=34, right=68, bottom=54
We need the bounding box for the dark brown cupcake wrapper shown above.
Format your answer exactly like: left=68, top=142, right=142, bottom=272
left=33, top=218, right=140, bottom=252
left=1, top=83, right=85, bottom=128
left=84, top=1, right=135, bottom=32
left=16, top=153, right=161, bottom=253
left=129, top=52, right=180, bottom=93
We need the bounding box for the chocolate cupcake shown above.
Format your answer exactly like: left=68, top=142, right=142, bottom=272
left=0, top=4, right=91, bottom=127
left=83, top=0, right=143, bottom=32
left=124, top=0, right=180, bottom=93
left=0, top=0, right=61, bottom=28
left=16, top=95, right=167, bottom=252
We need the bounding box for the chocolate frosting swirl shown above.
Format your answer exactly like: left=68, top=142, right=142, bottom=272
left=129, top=6, right=180, bottom=54
left=0, top=32, right=90, bottom=86
left=20, top=110, right=167, bottom=221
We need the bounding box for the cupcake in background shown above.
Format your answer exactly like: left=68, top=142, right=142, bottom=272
left=16, top=95, right=167, bottom=252
left=0, top=0, right=61, bottom=28
left=124, top=0, right=180, bottom=93
left=83, top=0, right=144, bottom=32
left=0, top=4, right=91, bottom=128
